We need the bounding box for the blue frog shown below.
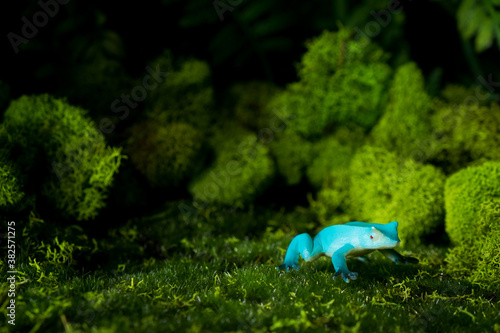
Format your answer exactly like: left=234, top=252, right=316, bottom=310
left=277, top=221, right=418, bottom=282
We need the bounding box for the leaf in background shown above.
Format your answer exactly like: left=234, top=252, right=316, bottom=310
left=457, top=0, right=500, bottom=52
left=475, top=17, right=494, bottom=52
left=458, top=0, right=484, bottom=39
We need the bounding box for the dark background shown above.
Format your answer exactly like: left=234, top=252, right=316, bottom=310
left=1, top=0, right=498, bottom=100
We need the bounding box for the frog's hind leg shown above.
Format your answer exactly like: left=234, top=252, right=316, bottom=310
left=379, top=249, right=419, bottom=264
left=277, top=233, right=322, bottom=270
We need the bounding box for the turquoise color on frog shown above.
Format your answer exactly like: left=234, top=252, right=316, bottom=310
left=277, top=221, right=418, bottom=282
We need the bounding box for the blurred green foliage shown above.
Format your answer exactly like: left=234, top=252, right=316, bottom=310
left=457, top=0, right=500, bottom=52
left=2, top=95, right=123, bottom=220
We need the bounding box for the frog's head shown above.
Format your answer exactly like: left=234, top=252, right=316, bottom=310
left=366, top=221, right=400, bottom=249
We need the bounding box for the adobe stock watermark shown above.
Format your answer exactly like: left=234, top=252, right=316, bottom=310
left=99, top=65, right=169, bottom=134
left=7, top=0, right=71, bottom=54
left=213, top=0, right=243, bottom=21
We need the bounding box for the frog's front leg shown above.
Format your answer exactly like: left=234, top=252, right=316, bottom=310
left=331, top=244, right=358, bottom=283
left=277, top=233, right=321, bottom=270
left=379, top=249, right=419, bottom=264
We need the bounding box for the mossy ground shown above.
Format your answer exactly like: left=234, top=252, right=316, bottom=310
left=2, top=205, right=499, bottom=333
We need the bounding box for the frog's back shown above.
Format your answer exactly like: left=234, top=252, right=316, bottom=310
left=316, top=224, right=369, bottom=256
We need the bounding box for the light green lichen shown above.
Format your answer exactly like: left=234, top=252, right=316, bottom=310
left=268, top=27, right=392, bottom=139
left=429, top=102, right=500, bottom=173
left=371, top=62, right=432, bottom=160
left=349, top=146, right=445, bottom=246
left=444, top=161, right=500, bottom=244
left=3, top=94, right=123, bottom=220
left=147, top=54, right=214, bottom=129
left=189, top=126, right=274, bottom=207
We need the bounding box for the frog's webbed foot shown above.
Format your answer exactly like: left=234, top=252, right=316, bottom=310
left=276, top=263, right=300, bottom=271
left=333, top=270, right=358, bottom=283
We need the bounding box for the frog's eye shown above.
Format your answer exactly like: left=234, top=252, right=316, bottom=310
left=370, top=231, right=380, bottom=242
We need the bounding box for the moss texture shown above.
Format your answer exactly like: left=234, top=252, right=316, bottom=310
left=371, top=62, right=432, bottom=160
left=3, top=204, right=499, bottom=333
left=127, top=121, right=204, bottom=187
left=444, top=161, right=500, bottom=244
left=2, top=94, right=123, bottom=220
left=305, top=137, right=355, bottom=225
left=446, top=199, right=500, bottom=289
left=429, top=102, right=500, bottom=173
left=189, top=126, right=274, bottom=207
left=269, top=132, right=312, bottom=185
left=146, top=54, right=214, bottom=129
left=268, top=27, right=392, bottom=139
left=349, top=146, right=445, bottom=246
left=0, top=163, right=24, bottom=209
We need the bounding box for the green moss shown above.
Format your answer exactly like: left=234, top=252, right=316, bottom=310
left=371, top=62, right=432, bottom=160
left=3, top=94, right=123, bottom=220
left=269, top=132, right=312, bottom=185
left=438, top=84, right=491, bottom=107
left=268, top=28, right=391, bottom=138
left=446, top=199, right=500, bottom=289
left=322, top=62, right=392, bottom=128
left=306, top=136, right=356, bottom=189
left=147, top=54, right=214, bottom=128
left=127, top=121, right=204, bottom=187
left=429, top=102, right=500, bottom=173
left=444, top=161, right=500, bottom=244
left=298, top=28, right=389, bottom=82
left=189, top=128, right=274, bottom=207
left=5, top=202, right=500, bottom=332
left=349, top=146, right=445, bottom=246
left=0, top=160, right=24, bottom=208
left=0, top=125, right=24, bottom=208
